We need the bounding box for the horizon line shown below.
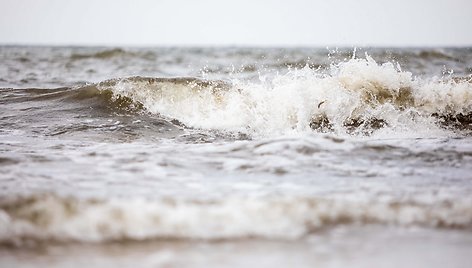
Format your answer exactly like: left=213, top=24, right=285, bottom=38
left=1, top=41, right=471, bottom=49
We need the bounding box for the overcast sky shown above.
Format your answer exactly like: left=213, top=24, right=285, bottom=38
left=0, top=0, right=471, bottom=47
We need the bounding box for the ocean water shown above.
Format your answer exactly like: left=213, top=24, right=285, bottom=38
left=0, top=46, right=472, bottom=267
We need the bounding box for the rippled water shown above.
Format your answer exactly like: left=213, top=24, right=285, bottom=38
left=1, top=46, right=472, bottom=268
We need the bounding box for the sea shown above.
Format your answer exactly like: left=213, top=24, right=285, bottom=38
left=0, top=46, right=471, bottom=268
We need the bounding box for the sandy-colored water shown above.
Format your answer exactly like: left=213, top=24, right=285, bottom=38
left=1, top=46, right=471, bottom=267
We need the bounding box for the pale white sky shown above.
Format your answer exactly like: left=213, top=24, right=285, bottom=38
left=0, top=0, right=471, bottom=46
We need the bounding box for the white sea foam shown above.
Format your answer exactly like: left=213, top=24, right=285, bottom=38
left=97, top=56, right=471, bottom=137
left=1, top=193, right=471, bottom=243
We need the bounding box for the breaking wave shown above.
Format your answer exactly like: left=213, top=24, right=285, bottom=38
left=1, top=193, right=471, bottom=244
left=5, top=56, right=472, bottom=137
left=93, top=56, right=472, bottom=136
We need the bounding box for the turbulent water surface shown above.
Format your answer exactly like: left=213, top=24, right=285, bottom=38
left=1, top=46, right=472, bottom=268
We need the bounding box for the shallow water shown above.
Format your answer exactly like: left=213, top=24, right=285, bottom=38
left=2, top=226, right=472, bottom=268
left=1, top=46, right=472, bottom=267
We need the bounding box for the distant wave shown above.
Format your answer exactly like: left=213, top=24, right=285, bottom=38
left=69, top=48, right=156, bottom=60
left=70, top=48, right=129, bottom=60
